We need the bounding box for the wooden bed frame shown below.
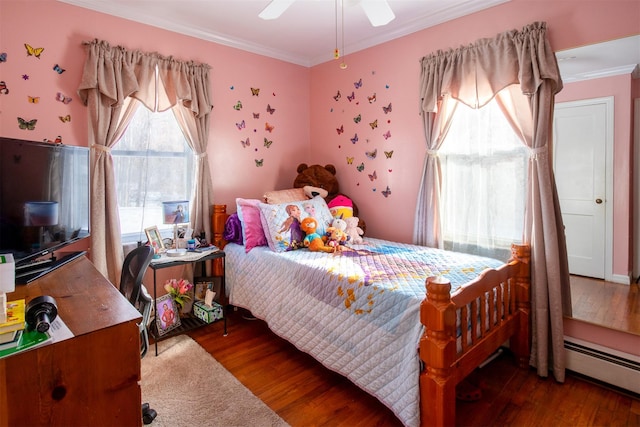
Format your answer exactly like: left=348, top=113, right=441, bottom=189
left=211, top=204, right=531, bottom=427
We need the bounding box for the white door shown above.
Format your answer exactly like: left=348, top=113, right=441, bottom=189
left=553, top=98, right=613, bottom=279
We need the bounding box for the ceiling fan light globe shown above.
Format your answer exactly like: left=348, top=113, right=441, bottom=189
left=258, top=0, right=297, bottom=20
left=360, top=0, right=395, bottom=27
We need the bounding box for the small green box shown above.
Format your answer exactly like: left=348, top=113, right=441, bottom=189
left=193, top=300, right=223, bottom=324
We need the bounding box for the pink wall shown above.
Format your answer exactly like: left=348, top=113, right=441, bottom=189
left=555, top=75, right=633, bottom=278
left=0, top=0, right=311, bottom=215
left=310, top=0, right=640, bottom=253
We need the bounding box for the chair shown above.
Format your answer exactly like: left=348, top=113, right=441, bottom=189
left=119, top=245, right=157, bottom=425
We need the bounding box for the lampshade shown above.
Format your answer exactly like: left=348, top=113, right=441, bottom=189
left=24, top=201, right=59, bottom=226
left=162, top=200, right=189, bottom=224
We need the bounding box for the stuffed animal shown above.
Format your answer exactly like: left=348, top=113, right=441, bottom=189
left=344, top=216, right=364, bottom=245
left=293, top=163, right=366, bottom=234
left=323, top=226, right=348, bottom=252
left=300, top=217, right=334, bottom=253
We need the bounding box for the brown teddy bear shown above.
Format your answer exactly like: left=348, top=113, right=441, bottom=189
left=293, top=163, right=366, bottom=234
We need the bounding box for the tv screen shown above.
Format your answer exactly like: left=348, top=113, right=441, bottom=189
left=0, top=138, right=90, bottom=266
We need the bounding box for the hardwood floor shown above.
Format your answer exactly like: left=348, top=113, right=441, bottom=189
left=569, top=275, right=640, bottom=335
left=188, top=309, right=640, bottom=427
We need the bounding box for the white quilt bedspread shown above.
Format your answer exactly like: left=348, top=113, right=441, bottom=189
left=224, top=238, right=502, bottom=427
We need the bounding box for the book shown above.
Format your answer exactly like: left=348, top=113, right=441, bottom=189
left=0, top=329, right=18, bottom=344
left=0, top=330, right=22, bottom=351
left=0, top=299, right=26, bottom=335
left=0, top=328, right=52, bottom=359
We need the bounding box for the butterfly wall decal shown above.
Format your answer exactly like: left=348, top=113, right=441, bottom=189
left=233, top=101, right=242, bottom=110
left=382, top=103, right=392, bottom=114
left=381, top=186, right=392, bottom=198
left=350, top=133, right=358, bottom=144
left=0, top=52, right=6, bottom=62
left=236, top=120, right=246, bottom=130
left=56, top=92, right=72, bottom=104
left=353, top=114, right=361, bottom=123
left=0, top=81, right=8, bottom=94
left=53, top=64, right=65, bottom=74
left=347, top=91, right=355, bottom=102
left=366, top=149, right=377, bottom=159
left=17, top=117, right=37, bottom=130
left=333, top=90, right=341, bottom=101
left=369, top=119, right=378, bottom=130
left=59, top=115, right=71, bottom=123
left=28, top=96, right=39, bottom=104
left=266, top=104, right=275, bottom=115
left=336, top=125, right=344, bottom=135
left=255, top=159, right=264, bottom=167
left=368, top=93, right=377, bottom=103
left=265, top=122, right=274, bottom=133
left=251, top=87, right=260, bottom=96
left=346, top=156, right=354, bottom=165
left=253, top=112, right=260, bottom=119
left=384, top=150, right=394, bottom=159
left=368, top=170, right=377, bottom=181
left=24, top=44, right=44, bottom=58
left=383, top=130, right=391, bottom=140
left=356, top=163, right=365, bottom=172
left=241, top=138, right=250, bottom=148
left=263, top=137, right=273, bottom=148
left=354, top=78, right=363, bottom=89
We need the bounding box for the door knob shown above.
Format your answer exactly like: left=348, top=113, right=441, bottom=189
left=595, top=198, right=603, bottom=204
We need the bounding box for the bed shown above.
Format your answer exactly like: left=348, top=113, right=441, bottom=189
left=211, top=203, right=530, bottom=427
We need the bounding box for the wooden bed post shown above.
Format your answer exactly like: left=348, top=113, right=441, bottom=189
left=211, top=204, right=228, bottom=276
left=419, top=276, right=457, bottom=427
left=509, top=243, right=531, bottom=369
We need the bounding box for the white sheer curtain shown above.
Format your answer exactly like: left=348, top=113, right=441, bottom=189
left=440, top=98, right=528, bottom=261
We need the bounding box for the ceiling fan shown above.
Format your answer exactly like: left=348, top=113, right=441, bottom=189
left=259, top=0, right=396, bottom=27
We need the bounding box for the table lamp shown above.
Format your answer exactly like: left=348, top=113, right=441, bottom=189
left=162, top=200, right=190, bottom=249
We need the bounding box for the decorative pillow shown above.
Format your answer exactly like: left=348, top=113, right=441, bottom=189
left=223, top=213, right=243, bottom=245
left=235, top=198, right=268, bottom=253
left=263, top=188, right=307, bottom=204
left=258, top=196, right=334, bottom=253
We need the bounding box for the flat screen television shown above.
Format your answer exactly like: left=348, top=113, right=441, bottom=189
left=0, top=137, right=90, bottom=282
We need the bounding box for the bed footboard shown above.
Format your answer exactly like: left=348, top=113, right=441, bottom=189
left=419, top=244, right=531, bottom=427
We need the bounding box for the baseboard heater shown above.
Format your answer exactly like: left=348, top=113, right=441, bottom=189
left=564, top=337, right=640, bottom=395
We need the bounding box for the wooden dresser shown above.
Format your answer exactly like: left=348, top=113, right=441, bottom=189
left=0, top=256, right=142, bottom=427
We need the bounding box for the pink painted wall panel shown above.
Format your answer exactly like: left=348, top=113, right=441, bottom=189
left=0, top=0, right=311, bottom=213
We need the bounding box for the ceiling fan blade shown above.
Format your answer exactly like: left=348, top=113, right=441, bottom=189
left=360, top=0, right=395, bottom=27
left=259, top=0, right=297, bottom=20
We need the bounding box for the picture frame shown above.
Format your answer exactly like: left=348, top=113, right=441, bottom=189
left=155, top=294, right=181, bottom=337
left=194, top=278, right=214, bottom=301
left=145, top=226, right=165, bottom=251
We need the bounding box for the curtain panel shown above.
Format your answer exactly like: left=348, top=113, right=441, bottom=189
left=414, top=22, right=571, bottom=381
left=78, top=39, right=214, bottom=285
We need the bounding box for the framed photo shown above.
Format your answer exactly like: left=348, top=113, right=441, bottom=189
left=194, top=278, right=214, bottom=301
left=162, top=201, right=189, bottom=224
left=145, top=226, right=164, bottom=251
left=155, top=294, right=181, bottom=337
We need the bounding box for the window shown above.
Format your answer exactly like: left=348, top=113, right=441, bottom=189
left=439, top=99, right=527, bottom=260
left=113, top=107, right=195, bottom=243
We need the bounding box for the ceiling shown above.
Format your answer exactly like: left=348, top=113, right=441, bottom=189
left=59, top=0, right=640, bottom=82
left=58, top=0, right=510, bottom=66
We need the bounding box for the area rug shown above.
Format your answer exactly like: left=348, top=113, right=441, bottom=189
left=141, top=335, right=290, bottom=427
